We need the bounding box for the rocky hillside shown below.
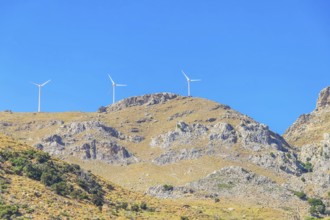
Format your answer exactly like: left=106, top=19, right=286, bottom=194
left=0, top=134, right=221, bottom=219
left=285, top=86, right=330, bottom=146
left=283, top=86, right=330, bottom=205
left=2, top=92, right=329, bottom=218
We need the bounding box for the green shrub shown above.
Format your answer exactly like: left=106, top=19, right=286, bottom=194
left=140, top=202, right=147, bottom=210
left=181, top=216, right=189, bottom=220
left=131, top=204, right=139, bottom=212
left=163, top=184, right=174, bottom=191
left=22, top=150, right=37, bottom=159
left=35, top=152, right=50, bottom=163
left=70, top=189, right=89, bottom=200
left=40, top=168, right=62, bottom=186
left=0, top=204, right=19, bottom=219
left=117, top=202, right=128, bottom=210
left=218, top=183, right=235, bottom=189
left=308, top=198, right=325, bottom=215
left=300, top=161, right=313, bottom=173
left=294, top=191, right=307, bottom=200
left=91, top=194, right=104, bottom=207
left=77, top=171, right=104, bottom=207
left=51, top=182, right=72, bottom=196
left=0, top=177, right=9, bottom=192
left=62, top=163, right=81, bottom=174
left=23, top=164, right=42, bottom=180
left=9, top=157, right=29, bottom=174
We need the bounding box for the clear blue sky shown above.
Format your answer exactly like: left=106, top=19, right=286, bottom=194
left=0, top=1, right=329, bottom=134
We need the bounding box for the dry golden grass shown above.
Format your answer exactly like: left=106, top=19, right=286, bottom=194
left=284, top=111, right=330, bottom=147
left=0, top=96, right=305, bottom=219
left=0, top=134, right=296, bottom=219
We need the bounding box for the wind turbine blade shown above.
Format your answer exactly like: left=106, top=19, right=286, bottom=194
left=108, top=74, right=115, bottom=84
left=181, top=70, right=190, bottom=81
left=41, top=80, right=51, bottom=86
left=116, top=84, right=127, bottom=86
left=31, top=82, right=40, bottom=86
left=191, top=79, right=201, bottom=82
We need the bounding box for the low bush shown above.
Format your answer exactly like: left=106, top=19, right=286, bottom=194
left=163, top=184, right=174, bottom=191
left=131, top=204, right=139, bottom=212
left=51, top=182, right=72, bottom=196
left=23, top=163, right=42, bottom=180
left=308, top=198, right=325, bottom=216
left=140, top=201, right=148, bottom=210
left=40, top=168, right=63, bottom=186
left=294, top=191, right=307, bottom=200
left=0, top=204, right=19, bottom=219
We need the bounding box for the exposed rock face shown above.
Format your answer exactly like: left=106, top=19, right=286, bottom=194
left=287, top=135, right=330, bottom=197
left=209, top=122, right=237, bottom=144
left=283, top=86, right=330, bottom=201
left=80, top=140, right=138, bottom=165
left=106, top=93, right=180, bottom=111
left=61, top=121, right=123, bottom=138
left=153, top=148, right=204, bottom=165
left=37, top=121, right=140, bottom=165
left=147, top=166, right=307, bottom=210
left=150, top=120, right=300, bottom=175
left=150, top=121, right=208, bottom=149
left=284, top=87, right=330, bottom=144
left=239, top=121, right=290, bottom=152
left=316, top=86, right=330, bottom=110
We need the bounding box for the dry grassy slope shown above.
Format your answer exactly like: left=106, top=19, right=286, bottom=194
left=284, top=109, right=330, bottom=147
left=0, top=135, right=293, bottom=220
left=0, top=96, right=288, bottom=191
left=284, top=86, right=330, bottom=147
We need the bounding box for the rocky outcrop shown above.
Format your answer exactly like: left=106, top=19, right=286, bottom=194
left=150, top=121, right=208, bottom=149
left=79, top=140, right=138, bottom=165
left=147, top=166, right=307, bottom=210
left=59, top=121, right=123, bottom=138
left=106, top=93, right=180, bottom=111
left=35, top=120, right=141, bottom=165
left=285, top=86, right=330, bottom=143
left=316, top=86, right=330, bottom=111
left=238, top=120, right=290, bottom=152
left=288, top=134, right=330, bottom=197
left=283, top=86, right=330, bottom=201
left=209, top=122, right=237, bottom=144
left=153, top=148, right=204, bottom=165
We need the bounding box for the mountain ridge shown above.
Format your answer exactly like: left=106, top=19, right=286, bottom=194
left=1, top=89, right=330, bottom=218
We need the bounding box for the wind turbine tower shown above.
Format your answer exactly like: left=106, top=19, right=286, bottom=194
left=32, top=80, right=51, bottom=113
left=108, top=75, right=127, bottom=104
left=182, top=70, right=201, bottom=96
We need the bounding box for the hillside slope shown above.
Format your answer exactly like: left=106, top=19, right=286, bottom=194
left=0, top=93, right=316, bottom=218
left=0, top=134, right=224, bottom=219
left=284, top=86, right=330, bottom=200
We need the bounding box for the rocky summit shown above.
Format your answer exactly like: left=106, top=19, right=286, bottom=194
left=316, top=86, right=330, bottom=111
left=1, top=89, right=330, bottom=219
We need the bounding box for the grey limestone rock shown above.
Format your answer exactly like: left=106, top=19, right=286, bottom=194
left=238, top=121, right=290, bottom=152
left=106, top=93, right=180, bottom=111
left=153, top=148, right=204, bottom=165
left=150, top=121, right=208, bottom=148
left=147, top=166, right=306, bottom=210
left=80, top=140, right=138, bottom=165
left=209, top=122, right=237, bottom=144
left=316, top=86, right=330, bottom=110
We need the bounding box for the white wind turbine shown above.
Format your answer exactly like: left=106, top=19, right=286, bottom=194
left=32, top=80, right=51, bottom=113
left=108, top=75, right=127, bottom=104
left=182, top=70, right=201, bottom=96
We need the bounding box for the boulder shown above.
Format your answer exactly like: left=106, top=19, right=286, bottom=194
left=316, top=86, right=330, bottom=110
